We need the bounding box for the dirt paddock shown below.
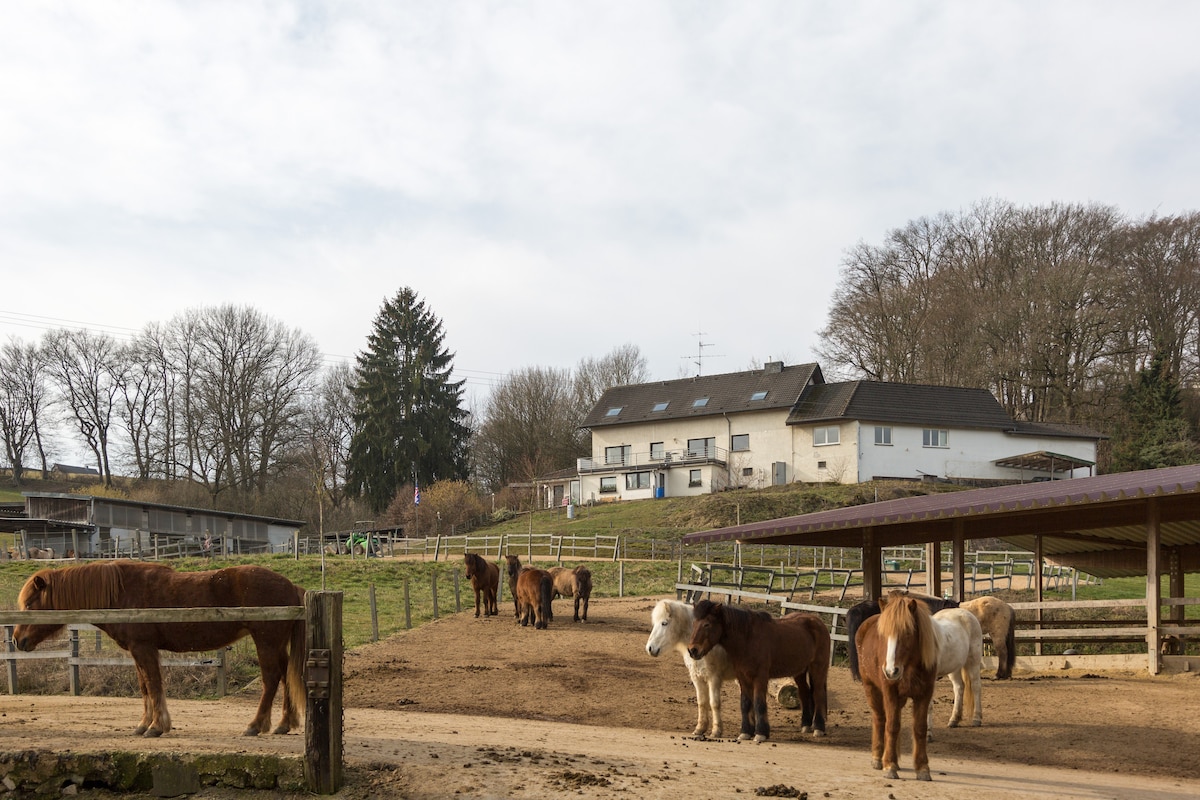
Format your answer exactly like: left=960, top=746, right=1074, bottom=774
left=2, top=595, right=1199, bottom=799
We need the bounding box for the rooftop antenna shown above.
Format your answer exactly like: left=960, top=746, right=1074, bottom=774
left=681, top=331, right=724, bottom=376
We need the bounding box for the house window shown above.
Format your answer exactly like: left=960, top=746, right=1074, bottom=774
left=688, top=469, right=702, bottom=487
left=605, top=445, right=631, bottom=465
left=742, top=467, right=754, bottom=477
left=625, top=472, right=651, bottom=490
left=687, top=437, right=715, bottom=458
left=599, top=476, right=617, bottom=494
left=650, top=442, right=665, bottom=460
left=750, top=390, right=768, bottom=401
left=817, top=460, right=827, bottom=470
left=692, top=397, right=709, bottom=408
left=652, top=401, right=669, bottom=412
left=874, top=426, right=892, bottom=446
left=731, top=434, right=750, bottom=452
left=605, top=406, right=622, bottom=417
left=923, top=429, right=949, bottom=448
left=813, top=425, right=840, bottom=446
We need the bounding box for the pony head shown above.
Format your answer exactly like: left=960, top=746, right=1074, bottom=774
left=876, top=590, right=938, bottom=681
left=646, top=599, right=690, bottom=657
left=504, top=554, right=522, bottom=579
left=686, top=599, right=724, bottom=660
left=13, top=569, right=67, bottom=651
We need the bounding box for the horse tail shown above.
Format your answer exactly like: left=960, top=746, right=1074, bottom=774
left=540, top=573, right=554, bottom=627
left=999, top=607, right=1017, bottom=679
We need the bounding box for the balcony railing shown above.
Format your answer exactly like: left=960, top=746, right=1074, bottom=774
left=577, top=446, right=728, bottom=473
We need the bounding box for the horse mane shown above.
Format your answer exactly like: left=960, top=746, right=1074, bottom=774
left=28, top=561, right=132, bottom=610
left=877, top=592, right=938, bottom=671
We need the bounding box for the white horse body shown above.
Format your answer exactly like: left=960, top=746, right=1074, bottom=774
left=646, top=599, right=735, bottom=738
left=929, top=607, right=984, bottom=735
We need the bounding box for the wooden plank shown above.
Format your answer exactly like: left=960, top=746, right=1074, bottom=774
left=1015, top=627, right=1147, bottom=639
left=0, top=607, right=303, bottom=625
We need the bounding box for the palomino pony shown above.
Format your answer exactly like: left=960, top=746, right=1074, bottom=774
left=548, top=565, right=592, bottom=622
left=854, top=590, right=940, bottom=781
left=463, top=552, right=500, bottom=617
left=687, top=599, right=830, bottom=743
left=515, top=566, right=554, bottom=629
left=645, top=599, right=735, bottom=738
left=12, top=561, right=306, bottom=738
left=847, top=591, right=958, bottom=681
left=959, top=595, right=1017, bottom=679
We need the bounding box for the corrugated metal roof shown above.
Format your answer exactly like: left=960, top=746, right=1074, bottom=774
left=682, top=464, right=1200, bottom=578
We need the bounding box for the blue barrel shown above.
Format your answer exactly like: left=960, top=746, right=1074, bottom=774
left=655, top=487, right=665, bottom=499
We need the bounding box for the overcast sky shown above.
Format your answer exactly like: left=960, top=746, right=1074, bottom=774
left=2, top=1, right=1197, bottom=403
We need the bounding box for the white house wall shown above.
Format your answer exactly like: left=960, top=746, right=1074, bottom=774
left=855, top=423, right=1096, bottom=481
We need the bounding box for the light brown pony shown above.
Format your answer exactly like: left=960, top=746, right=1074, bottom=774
left=548, top=565, right=592, bottom=622
left=515, top=567, right=554, bottom=629
left=687, top=599, right=830, bottom=743
left=464, top=552, right=500, bottom=617
left=959, top=595, right=1017, bottom=679
left=13, top=561, right=306, bottom=738
left=855, top=590, right=939, bottom=781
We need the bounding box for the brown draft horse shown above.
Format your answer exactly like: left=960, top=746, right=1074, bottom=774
left=548, top=565, right=592, bottom=622
left=855, top=590, right=939, bottom=781
left=463, top=552, right=500, bottom=617
left=687, top=599, right=830, bottom=743
left=515, top=567, right=554, bottom=629
left=12, top=561, right=306, bottom=738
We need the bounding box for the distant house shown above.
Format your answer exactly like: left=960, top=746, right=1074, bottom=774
left=50, top=463, right=101, bottom=478
left=567, top=361, right=1102, bottom=504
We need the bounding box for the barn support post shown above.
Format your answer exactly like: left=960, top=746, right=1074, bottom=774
left=1145, top=499, right=1162, bottom=675
left=951, top=522, right=966, bottom=601
left=304, top=591, right=344, bottom=795
left=862, top=526, right=881, bottom=601
left=1034, top=535, right=1044, bottom=656
left=925, top=541, right=941, bottom=599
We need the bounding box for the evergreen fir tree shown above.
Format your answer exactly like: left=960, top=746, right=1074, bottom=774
left=1109, top=350, right=1197, bottom=472
left=348, top=288, right=470, bottom=512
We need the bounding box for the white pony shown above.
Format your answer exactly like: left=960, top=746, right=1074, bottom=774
left=645, top=599, right=735, bottom=739
left=927, top=607, right=984, bottom=738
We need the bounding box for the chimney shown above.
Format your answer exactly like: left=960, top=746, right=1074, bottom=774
left=764, top=361, right=783, bottom=374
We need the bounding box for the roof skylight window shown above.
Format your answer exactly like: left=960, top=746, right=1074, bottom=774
left=692, top=397, right=709, bottom=408
left=605, top=406, right=622, bottom=417
left=750, top=390, right=768, bottom=401
left=652, top=401, right=669, bottom=412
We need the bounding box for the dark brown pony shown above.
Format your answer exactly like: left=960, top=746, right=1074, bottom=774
left=515, top=567, right=554, bottom=629
left=687, top=599, right=830, bottom=742
left=548, top=565, right=592, bottom=622
left=855, top=590, right=939, bottom=781
left=463, top=553, right=500, bottom=617
left=504, top=554, right=523, bottom=618
left=12, top=561, right=305, bottom=738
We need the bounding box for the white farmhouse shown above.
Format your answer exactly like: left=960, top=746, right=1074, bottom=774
left=560, top=361, right=1101, bottom=505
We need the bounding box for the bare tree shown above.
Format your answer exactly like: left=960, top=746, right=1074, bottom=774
left=42, top=329, right=123, bottom=486
left=573, top=344, right=649, bottom=410
left=0, top=338, right=53, bottom=484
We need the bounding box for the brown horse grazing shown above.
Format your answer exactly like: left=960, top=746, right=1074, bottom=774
left=855, top=590, right=939, bottom=781
left=12, top=561, right=306, bottom=739
left=464, top=553, right=500, bottom=617
left=515, top=567, right=554, bottom=629
left=687, top=599, right=830, bottom=743
left=958, top=595, right=1017, bottom=679
left=504, top=554, right=523, bottom=618
left=548, top=565, right=592, bottom=622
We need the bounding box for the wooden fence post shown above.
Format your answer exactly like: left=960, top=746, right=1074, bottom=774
left=304, top=590, right=343, bottom=795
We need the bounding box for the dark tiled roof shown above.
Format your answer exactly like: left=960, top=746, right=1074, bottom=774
left=581, top=362, right=823, bottom=428
left=786, top=381, right=1017, bottom=429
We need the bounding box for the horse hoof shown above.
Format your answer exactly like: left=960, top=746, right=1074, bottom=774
left=132, top=726, right=147, bottom=736
left=971, top=719, right=982, bottom=727
left=243, top=727, right=262, bottom=737
left=871, top=759, right=883, bottom=771
left=737, top=733, right=753, bottom=742
left=271, top=725, right=290, bottom=735
left=884, top=767, right=898, bottom=779
left=948, top=720, right=960, bottom=728
left=143, top=728, right=164, bottom=738
left=753, top=735, right=768, bottom=744
left=916, top=770, right=932, bottom=782
left=810, top=729, right=827, bottom=738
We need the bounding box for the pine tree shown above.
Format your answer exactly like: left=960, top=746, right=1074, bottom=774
left=1109, top=351, right=1197, bottom=472
left=348, top=288, right=471, bottom=512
